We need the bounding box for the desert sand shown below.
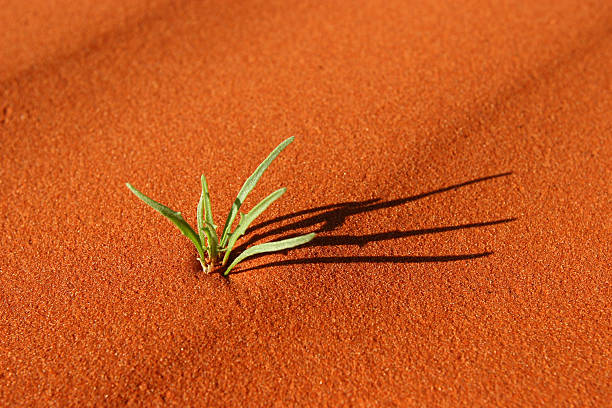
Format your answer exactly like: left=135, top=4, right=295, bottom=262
left=1, top=0, right=610, bottom=406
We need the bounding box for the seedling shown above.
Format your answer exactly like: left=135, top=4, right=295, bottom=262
left=126, top=137, right=315, bottom=275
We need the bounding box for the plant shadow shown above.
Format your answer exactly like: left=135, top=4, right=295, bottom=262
left=225, top=172, right=515, bottom=274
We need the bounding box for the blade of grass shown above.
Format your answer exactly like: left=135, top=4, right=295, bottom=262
left=126, top=183, right=206, bottom=261
left=222, top=188, right=286, bottom=265
left=197, top=179, right=207, bottom=254
left=201, top=175, right=217, bottom=229
left=219, top=137, right=294, bottom=247
left=202, top=222, right=218, bottom=263
left=224, top=233, right=316, bottom=275
left=197, top=175, right=218, bottom=261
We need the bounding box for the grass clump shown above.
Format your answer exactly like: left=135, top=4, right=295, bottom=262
left=126, top=137, right=315, bottom=275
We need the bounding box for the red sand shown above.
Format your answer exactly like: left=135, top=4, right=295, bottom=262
left=1, top=0, right=610, bottom=405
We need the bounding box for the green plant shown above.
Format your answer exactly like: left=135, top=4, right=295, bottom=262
left=126, top=137, right=315, bottom=275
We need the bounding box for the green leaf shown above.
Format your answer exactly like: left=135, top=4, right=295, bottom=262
left=197, top=175, right=218, bottom=261
left=222, top=188, right=286, bottom=265
left=126, top=183, right=205, bottom=260
left=224, top=233, right=316, bottom=275
left=219, top=137, right=294, bottom=247
left=202, top=222, right=219, bottom=263
left=197, top=180, right=207, bottom=252
left=201, top=175, right=217, bottom=229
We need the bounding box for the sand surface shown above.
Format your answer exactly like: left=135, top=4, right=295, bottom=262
left=1, top=0, right=610, bottom=406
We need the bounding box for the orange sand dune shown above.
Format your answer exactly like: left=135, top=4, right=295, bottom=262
left=1, top=0, right=610, bottom=405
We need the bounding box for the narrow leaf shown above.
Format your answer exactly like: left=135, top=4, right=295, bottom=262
left=126, top=183, right=205, bottom=260
left=202, top=222, right=219, bottom=262
left=224, top=233, right=316, bottom=275
left=219, top=136, right=294, bottom=247
left=197, top=179, right=207, bottom=252
left=197, top=175, right=219, bottom=262
left=201, top=175, right=216, bottom=229
left=222, top=188, right=286, bottom=265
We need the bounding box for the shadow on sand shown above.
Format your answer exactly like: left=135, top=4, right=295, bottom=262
left=225, top=172, right=515, bottom=274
